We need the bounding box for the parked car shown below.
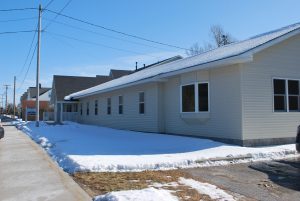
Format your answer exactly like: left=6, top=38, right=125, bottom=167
left=296, top=125, right=300, bottom=152
left=0, top=126, right=4, bottom=139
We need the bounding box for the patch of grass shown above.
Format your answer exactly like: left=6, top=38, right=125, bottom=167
left=71, top=170, right=213, bottom=200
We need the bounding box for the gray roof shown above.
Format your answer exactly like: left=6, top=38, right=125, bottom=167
left=29, top=87, right=51, bottom=99
left=66, top=23, right=300, bottom=100
left=52, top=75, right=111, bottom=101
left=109, top=69, right=133, bottom=79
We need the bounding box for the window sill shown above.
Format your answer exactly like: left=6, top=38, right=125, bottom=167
left=180, top=112, right=210, bottom=124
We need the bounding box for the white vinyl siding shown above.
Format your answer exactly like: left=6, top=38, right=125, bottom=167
left=77, top=83, right=160, bottom=132
left=164, top=66, right=242, bottom=140
left=241, top=34, right=300, bottom=140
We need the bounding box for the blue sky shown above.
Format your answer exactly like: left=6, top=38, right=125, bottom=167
left=1, top=0, right=300, bottom=104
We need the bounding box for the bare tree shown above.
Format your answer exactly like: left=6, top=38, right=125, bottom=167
left=186, top=25, right=236, bottom=56
left=185, top=42, right=214, bottom=56
left=210, top=25, right=235, bottom=47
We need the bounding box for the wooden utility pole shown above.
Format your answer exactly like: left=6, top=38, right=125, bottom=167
left=3, top=84, right=10, bottom=114
left=13, top=76, right=16, bottom=117
left=36, top=4, right=42, bottom=127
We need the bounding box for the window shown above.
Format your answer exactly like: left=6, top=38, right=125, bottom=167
left=182, top=84, right=195, bottom=112
left=66, top=104, right=72, bottom=112
left=198, top=83, right=209, bottom=112
left=119, top=96, right=123, bottom=114
left=139, top=92, right=145, bottom=114
left=95, top=100, right=98, bottom=115
left=273, top=79, right=286, bottom=111
left=181, top=83, right=209, bottom=112
left=80, top=103, right=83, bottom=115
left=288, top=80, right=299, bottom=111
left=86, top=102, right=89, bottom=115
left=273, top=78, right=300, bottom=112
left=107, top=98, right=111, bottom=115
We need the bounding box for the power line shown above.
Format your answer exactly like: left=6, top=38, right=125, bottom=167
left=43, top=0, right=72, bottom=31
left=0, top=30, right=36, bottom=35
left=17, top=24, right=38, bottom=77
left=0, top=17, right=37, bottom=23
left=44, top=31, right=159, bottom=57
left=44, top=0, right=55, bottom=10
left=0, top=8, right=37, bottom=12
left=44, top=9, right=189, bottom=51
left=43, top=18, right=170, bottom=51
left=17, top=43, right=38, bottom=91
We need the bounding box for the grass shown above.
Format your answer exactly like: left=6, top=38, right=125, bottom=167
left=72, top=170, right=214, bottom=201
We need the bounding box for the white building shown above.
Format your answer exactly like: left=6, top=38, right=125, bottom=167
left=66, top=23, right=300, bottom=146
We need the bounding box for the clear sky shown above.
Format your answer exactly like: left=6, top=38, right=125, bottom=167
left=1, top=0, right=300, bottom=104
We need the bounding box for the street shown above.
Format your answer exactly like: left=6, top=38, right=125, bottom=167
left=183, top=157, right=300, bottom=201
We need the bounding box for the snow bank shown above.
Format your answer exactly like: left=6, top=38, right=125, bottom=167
left=17, top=121, right=297, bottom=172
left=94, top=187, right=178, bottom=201
left=179, top=178, right=235, bottom=201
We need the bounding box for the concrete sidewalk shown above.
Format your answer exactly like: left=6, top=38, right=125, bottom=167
left=0, top=124, right=91, bottom=201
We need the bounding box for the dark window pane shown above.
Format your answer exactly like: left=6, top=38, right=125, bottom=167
left=273, top=79, right=285, bottom=94
left=119, top=105, right=123, bottom=114
left=86, top=103, right=89, bottom=115
left=274, top=95, right=286, bottom=111
left=182, top=85, right=195, bottom=112
left=288, top=80, right=299, bottom=95
left=107, top=98, right=111, bottom=114
left=198, top=83, right=209, bottom=111
left=139, top=103, right=145, bottom=114
left=289, top=96, right=299, bottom=111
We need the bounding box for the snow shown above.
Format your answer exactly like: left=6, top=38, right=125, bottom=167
left=179, top=177, right=235, bottom=201
left=65, top=23, right=300, bottom=100
left=94, top=177, right=237, bottom=201
left=16, top=121, right=297, bottom=173
left=94, top=187, right=178, bottom=201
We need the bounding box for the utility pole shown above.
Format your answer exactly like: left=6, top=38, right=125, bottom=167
left=13, top=76, right=16, bottom=117
left=0, top=94, right=3, bottom=114
left=36, top=4, right=42, bottom=127
left=3, top=84, right=10, bottom=114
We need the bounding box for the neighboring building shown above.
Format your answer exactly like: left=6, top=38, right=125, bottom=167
left=20, top=85, right=51, bottom=121
left=66, top=23, right=300, bottom=146
left=109, top=69, right=133, bottom=79
left=50, top=75, right=111, bottom=122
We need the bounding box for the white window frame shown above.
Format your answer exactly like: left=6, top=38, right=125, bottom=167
left=180, top=82, right=210, bottom=113
left=86, top=102, right=89, bottom=116
left=138, top=91, right=145, bottom=114
left=107, top=97, right=111, bottom=115
left=94, top=99, right=98, bottom=115
left=118, top=95, right=123, bottom=115
left=272, top=77, right=300, bottom=113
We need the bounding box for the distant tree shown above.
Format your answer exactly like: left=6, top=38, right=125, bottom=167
left=210, top=25, right=236, bottom=47
left=186, top=25, right=236, bottom=56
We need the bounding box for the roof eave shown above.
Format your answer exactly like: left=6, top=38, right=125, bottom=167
left=64, top=54, right=253, bottom=100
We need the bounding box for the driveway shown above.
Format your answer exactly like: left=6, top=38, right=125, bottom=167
left=183, top=157, right=300, bottom=201
left=0, top=123, right=91, bottom=201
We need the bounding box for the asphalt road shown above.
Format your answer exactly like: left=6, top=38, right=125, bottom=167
left=183, top=157, right=300, bottom=201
